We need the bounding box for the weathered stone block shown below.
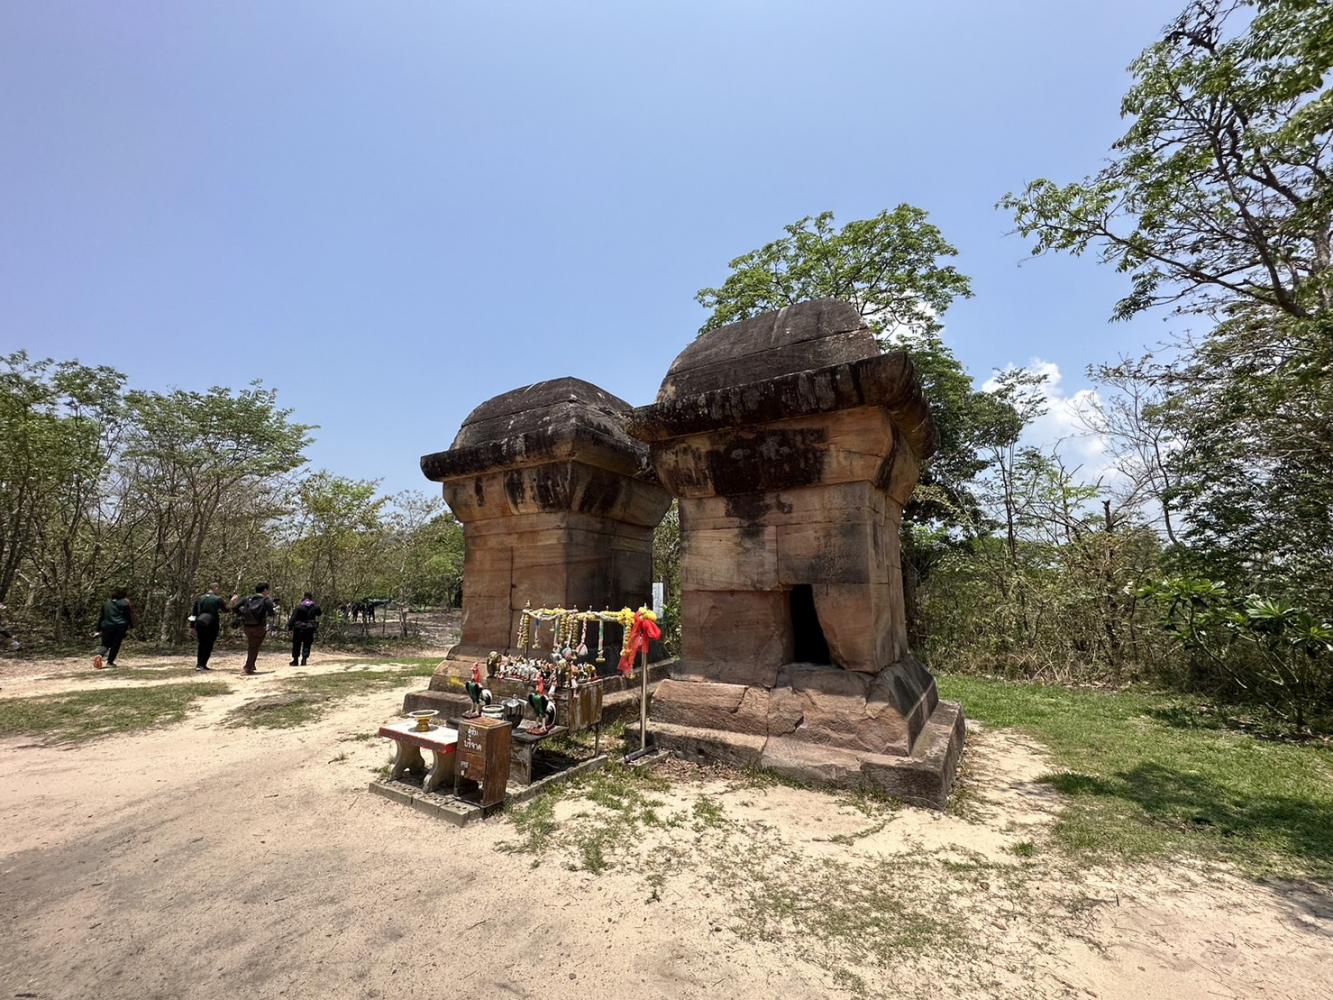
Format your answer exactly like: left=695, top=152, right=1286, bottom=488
left=629, top=300, right=963, bottom=804
left=679, top=590, right=791, bottom=688
left=651, top=679, right=770, bottom=736
left=421, top=378, right=671, bottom=659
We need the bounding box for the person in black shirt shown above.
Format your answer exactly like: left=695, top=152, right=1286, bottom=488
left=236, top=583, right=277, bottom=675
left=287, top=592, right=322, bottom=666
left=191, top=584, right=237, bottom=672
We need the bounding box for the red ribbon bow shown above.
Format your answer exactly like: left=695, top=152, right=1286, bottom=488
left=618, top=611, right=661, bottom=676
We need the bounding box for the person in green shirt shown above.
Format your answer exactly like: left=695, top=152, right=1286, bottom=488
left=93, top=588, right=136, bottom=669
left=191, top=584, right=237, bottom=672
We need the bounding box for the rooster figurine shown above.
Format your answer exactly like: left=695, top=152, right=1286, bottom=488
left=527, top=677, right=557, bottom=735
left=465, top=662, right=492, bottom=718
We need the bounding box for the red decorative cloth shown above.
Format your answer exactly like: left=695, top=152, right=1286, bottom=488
left=618, top=611, right=661, bottom=676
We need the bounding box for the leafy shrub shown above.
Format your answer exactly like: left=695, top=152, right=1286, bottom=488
left=1140, top=577, right=1333, bottom=733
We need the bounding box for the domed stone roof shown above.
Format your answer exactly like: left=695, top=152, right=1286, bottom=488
left=421, top=377, right=650, bottom=482
left=451, top=377, right=634, bottom=450
left=629, top=300, right=936, bottom=462
left=657, top=299, right=879, bottom=401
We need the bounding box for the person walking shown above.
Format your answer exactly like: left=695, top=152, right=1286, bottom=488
left=191, top=584, right=237, bottom=672
left=235, top=583, right=276, bottom=675
left=0, top=604, right=20, bottom=653
left=93, top=588, right=136, bottom=669
left=287, top=592, right=322, bottom=666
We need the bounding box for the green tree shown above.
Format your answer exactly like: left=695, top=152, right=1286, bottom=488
left=1002, top=0, right=1333, bottom=617
left=122, top=384, right=312, bottom=640
left=291, top=472, right=386, bottom=605
left=1147, top=311, right=1333, bottom=609
left=0, top=353, right=75, bottom=605
left=652, top=500, right=681, bottom=653
left=924, top=446, right=1167, bottom=683
left=1002, top=0, right=1333, bottom=321
left=0, top=353, right=128, bottom=634
left=695, top=208, right=972, bottom=336
left=412, top=511, right=465, bottom=607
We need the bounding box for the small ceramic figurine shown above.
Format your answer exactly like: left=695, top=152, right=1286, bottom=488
left=486, top=650, right=501, bottom=677
left=465, top=662, right=492, bottom=718
left=527, top=677, right=557, bottom=735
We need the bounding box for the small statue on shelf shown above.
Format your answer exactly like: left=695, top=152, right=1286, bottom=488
left=526, top=677, right=557, bottom=735
left=486, top=650, right=501, bottom=678
left=465, top=662, right=492, bottom=718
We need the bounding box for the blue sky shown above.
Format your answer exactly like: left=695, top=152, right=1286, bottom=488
left=2, top=1, right=1186, bottom=496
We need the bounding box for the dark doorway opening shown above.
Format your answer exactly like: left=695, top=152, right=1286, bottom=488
left=790, top=584, right=832, bottom=664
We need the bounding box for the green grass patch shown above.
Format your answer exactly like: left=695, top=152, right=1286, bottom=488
left=696, top=825, right=1038, bottom=996
left=284, top=665, right=436, bottom=692
left=227, top=664, right=436, bottom=729
left=499, top=761, right=676, bottom=873
left=228, top=691, right=331, bottom=729
left=0, top=682, right=230, bottom=743
left=939, top=674, right=1333, bottom=879
left=691, top=794, right=727, bottom=830
left=46, top=666, right=202, bottom=683
left=327, top=657, right=442, bottom=671
left=733, top=853, right=960, bottom=973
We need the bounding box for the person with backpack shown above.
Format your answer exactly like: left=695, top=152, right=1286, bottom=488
left=236, top=583, right=276, bottom=675
left=93, top=588, right=137, bottom=669
left=0, top=603, right=21, bottom=654
left=287, top=592, right=322, bottom=666
left=190, top=584, right=237, bottom=672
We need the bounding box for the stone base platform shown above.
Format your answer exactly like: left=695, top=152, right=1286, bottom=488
left=638, top=699, right=965, bottom=809
left=368, top=752, right=609, bottom=827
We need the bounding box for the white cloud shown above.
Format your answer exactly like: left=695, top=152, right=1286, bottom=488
left=983, top=359, right=1119, bottom=486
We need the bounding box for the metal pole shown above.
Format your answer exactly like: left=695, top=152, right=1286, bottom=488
left=639, top=646, right=649, bottom=752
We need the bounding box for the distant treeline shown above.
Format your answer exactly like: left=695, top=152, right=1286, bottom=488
left=0, top=353, right=463, bottom=647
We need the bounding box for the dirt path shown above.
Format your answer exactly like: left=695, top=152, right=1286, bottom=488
left=1, top=663, right=1330, bottom=1000
left=0, top=649, right=449, bottom=701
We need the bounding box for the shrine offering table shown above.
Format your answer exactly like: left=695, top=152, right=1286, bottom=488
left=377, top=721, right=458, bottom=793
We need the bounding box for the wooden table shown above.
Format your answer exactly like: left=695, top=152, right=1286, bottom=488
left=509, top=725, right=568, bottom=785
left=377, top=720, right=458, bottom=793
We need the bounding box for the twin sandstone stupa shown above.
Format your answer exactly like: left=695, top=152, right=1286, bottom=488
left=418, top=300, right=965, bottom=806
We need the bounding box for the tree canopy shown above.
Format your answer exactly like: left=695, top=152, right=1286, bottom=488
left=991, top=0, right=1333, bottom=726
left=1002, top=0, right=1333, bottom=321
left=695, top=207, right=972, bottom=336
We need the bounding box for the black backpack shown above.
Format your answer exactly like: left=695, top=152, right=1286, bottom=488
left=236, top=595, right=268, bottom=626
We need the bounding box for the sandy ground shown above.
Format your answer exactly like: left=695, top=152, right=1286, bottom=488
left=1, top=652, right=1330, bottom=1000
